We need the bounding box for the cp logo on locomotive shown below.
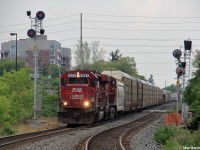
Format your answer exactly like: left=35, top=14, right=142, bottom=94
left=72, top=88, right=82, bottom=92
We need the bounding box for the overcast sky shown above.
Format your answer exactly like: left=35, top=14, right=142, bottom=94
left=0, top=0, right=200, bottom=88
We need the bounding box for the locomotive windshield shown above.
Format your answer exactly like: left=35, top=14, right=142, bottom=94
left=69, top=78, right=88, bottom=84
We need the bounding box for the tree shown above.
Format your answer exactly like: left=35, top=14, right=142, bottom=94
left=182, top=50, right=200, bottom=129
left=163, top=84, right=177, bottom=93
left=74, top=40, right=91, bottom=68
left=0, top=68, right=33, bottom=135
left=91, top=41, right=106, bottom=63
left=193, top=50, right=200, bottom=68
left=108, top=56, right=137, bottom=77
left=109, top=49, right=122, bottom=62
left=148, top=74, right=155, bottom=84
left=0, top=59, right=26, bottom=76
left=73, top=40, right=106, bottom=70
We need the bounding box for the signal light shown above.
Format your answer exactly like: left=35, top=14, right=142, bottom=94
left=36, top=11, right=45, bottom=20
left=26, top=11, right=31, bottom=16
left=40, top=29, right=45, bottom=35
left=173, top=49, right=182, bottom=60
left=176, top=67, right=185, bottom=77
left=179, top=62, right=186, bottom=68
left=27, top=29, right=36, bottom=38
left=184, top=40, right=192, bottom=50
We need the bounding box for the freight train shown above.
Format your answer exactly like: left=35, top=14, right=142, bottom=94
left=58, top=70, right=171, bottom=124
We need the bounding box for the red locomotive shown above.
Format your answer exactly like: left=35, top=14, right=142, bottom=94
left=58, top=70, right=117, bottom=124
left=58, top=70, right=171, bottom=125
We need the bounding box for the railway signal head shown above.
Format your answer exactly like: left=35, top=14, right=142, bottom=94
left=26, top=11, right=31, bottom=16
left=176, top=67, right=185, bottom=77
left=179, top=62, right=186, bottom=68
left=40, top=29, right=45, bottom=35
left=36, top=11, right=45, bottom=20
left=184, top=40, right=192, bottom=50
left=173, top=49, right=182, bottom=60
left=27, top=29, right=36, bottom=38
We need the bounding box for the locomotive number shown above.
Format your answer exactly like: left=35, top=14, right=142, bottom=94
left=72, top=88, right=82, bottom=92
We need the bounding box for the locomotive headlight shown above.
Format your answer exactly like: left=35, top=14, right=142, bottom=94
left=83, top=101, right=90, bottom=107
left=63, top=102, right=68, bottom=106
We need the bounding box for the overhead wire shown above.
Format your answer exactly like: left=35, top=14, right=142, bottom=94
left=84, top=13, right=200, bottom=18
left=83, top=27, right=200, bottom=32
left=84, top=19, right=200, bottom=24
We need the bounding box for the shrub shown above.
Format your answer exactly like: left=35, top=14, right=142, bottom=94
left=164, top=139, right=180, bottom=150
left=154, top=125, right=175, bottom=145
left=42, top=94, right=58, bottom=117
left=1, top=125, right=15, bottom=136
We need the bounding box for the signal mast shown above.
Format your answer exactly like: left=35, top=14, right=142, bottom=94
left=26, top=11, right=45, bottom=119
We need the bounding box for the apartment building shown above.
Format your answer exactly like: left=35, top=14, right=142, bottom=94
left=0, top=35, right=71, bottom=70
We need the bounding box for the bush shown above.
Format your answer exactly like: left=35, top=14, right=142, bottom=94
left=1, top=125, right=15, bottom=136
left=164, top=139, right=180, bottom=150
left=162, top=127, right=200, bottom=148
left=189, top=114, right=200, bottom=130
left=154, top=125, right=175, bottom=145
left=42, top=94, right=58, bottom=117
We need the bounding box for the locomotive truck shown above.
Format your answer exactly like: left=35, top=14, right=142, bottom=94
left=58, top=70, right=171, bottom=125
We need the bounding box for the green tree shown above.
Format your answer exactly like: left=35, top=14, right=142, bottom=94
left=0, top=59, right=26, bottom=76
left=0, top=68, right=33, bottom=135
left=183, top=50, right=200, bottom=129
left=109, top=49, right=122, bottom=62
left=164, top=84, right=177, bottom=93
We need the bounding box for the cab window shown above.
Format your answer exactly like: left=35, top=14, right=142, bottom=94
left=61, top=78, right=67, bottom=86
left=69, top=78, right=88, bottom=84
left=90, top=78, right=96, bottom=87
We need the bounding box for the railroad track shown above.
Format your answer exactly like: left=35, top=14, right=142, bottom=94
left=85, top=105, right=168, bottom=150
left=0, top=126, right=74, bottom=150
left=0, top=104, right=170, bottom=150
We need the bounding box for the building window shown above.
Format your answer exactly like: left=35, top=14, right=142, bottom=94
left=50, top=43, right=54, bottom=49
left=49, top=59, right=55, bottom=64
left=49, top=50, right=55, bottom=56
left=11, top=43, right=16, bottom=48
left=10, top=51, right=16, bottom=57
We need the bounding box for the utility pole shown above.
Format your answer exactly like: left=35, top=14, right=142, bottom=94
left=80, top=13, right=83, bottom=70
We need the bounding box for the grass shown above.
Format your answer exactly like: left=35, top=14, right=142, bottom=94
left=15, top=117, right=60, bottom=135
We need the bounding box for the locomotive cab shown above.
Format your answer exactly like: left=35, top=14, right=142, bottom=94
left=58, top=70, right=116, bottom=125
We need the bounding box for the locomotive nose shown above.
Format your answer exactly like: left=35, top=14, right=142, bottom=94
left=72, top=112, right=81, bottom=119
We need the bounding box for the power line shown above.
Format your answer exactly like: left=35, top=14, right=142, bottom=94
left=85, top=13, right=200, bottom=18
left=48, top=27, right=79, bottom=34
left=83, top=27, right=200, bottom=32
left=83, top=36, right=199, bottom=41
left=0, top=14, right=79, bottom=28
left=0, top=22, right=29, bottom=28
left=84, top=19, right=200, bottom=24
left=99, top=44, right=200, bottom=47
left=45, top=14, right=79, bottom=21
left=46, top=20, right=80, bottom=28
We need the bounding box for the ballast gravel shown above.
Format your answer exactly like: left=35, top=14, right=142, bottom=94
left=131, top=115, right=165, bottom=150
left=18, top=105, right=168, bottom=150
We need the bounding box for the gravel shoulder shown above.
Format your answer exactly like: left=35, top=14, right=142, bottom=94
left=131, top=115, right=165, bottom=150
